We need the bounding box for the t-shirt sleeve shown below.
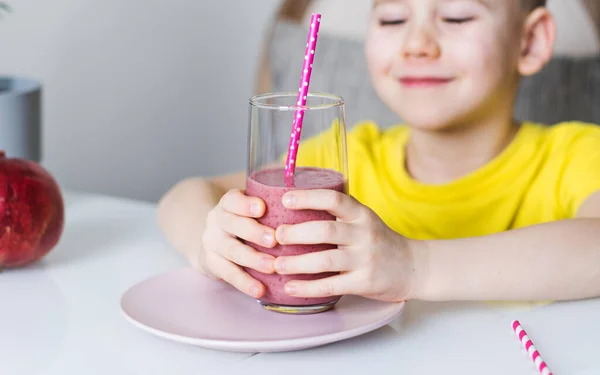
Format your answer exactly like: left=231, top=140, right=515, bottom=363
left=558, top=124, right=600, bottom=217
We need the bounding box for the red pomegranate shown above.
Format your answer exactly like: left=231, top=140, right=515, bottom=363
left=0, top=150, right=64, bottom=269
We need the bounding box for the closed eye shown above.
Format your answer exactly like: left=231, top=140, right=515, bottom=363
left=443, top=17, right=474, bottom=24
left=379, top=19, right=406, bottom=26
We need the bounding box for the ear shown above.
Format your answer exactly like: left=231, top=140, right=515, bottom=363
left=518, top=8, right=556, bottom=77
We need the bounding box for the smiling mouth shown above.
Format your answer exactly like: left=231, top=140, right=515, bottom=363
left=398, top=77, right=455, bottom=88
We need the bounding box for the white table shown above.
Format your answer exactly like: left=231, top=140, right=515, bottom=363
left=2, top=192, right=599, bottom=375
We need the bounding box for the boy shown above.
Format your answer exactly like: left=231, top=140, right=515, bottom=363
left=157, top=0, right=600, bottom=303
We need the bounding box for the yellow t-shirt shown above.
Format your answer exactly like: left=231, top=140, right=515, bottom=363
left=295, top=121, right=600, bottom=240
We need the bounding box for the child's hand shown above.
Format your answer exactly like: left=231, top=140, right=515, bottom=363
left=273, top=190, right=421, bottom=303
left=201, top=189, right=277, bottom=298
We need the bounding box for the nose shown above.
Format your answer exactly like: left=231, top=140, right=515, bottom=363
left=401, top=24, right=441, bottom=60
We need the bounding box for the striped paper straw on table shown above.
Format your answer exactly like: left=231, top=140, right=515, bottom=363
left=512, top=320, right=553, bottom=375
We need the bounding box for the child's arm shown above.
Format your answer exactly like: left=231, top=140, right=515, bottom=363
left=417, top=191, right=600, bottom=301
left=157, top=172, right=245, bottom=265
left=272, top=190, right=600, bottom=303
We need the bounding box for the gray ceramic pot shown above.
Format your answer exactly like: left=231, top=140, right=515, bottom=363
left=0, top=76, right=42, bottom=161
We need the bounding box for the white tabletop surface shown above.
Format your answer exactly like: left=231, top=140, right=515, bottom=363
left=2, top=191, right=599, bottom=375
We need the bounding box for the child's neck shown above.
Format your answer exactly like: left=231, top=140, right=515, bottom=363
left=404, top=116, right=520, bottom=185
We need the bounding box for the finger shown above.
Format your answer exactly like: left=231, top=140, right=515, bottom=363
left=282, top=189, right=364, bottom=222
left=217, top=210, right=276, bottom=248
left=220, top=189, right=266, bottom=218
left=216, top=236, right=275, bottom=274
left=276, top=220, right=354, bottom=246
left=284, top=273, right=356, bottom=298
left=274, top=249, right=351, bottom=275
left=207, top=252, right=266, bottom=299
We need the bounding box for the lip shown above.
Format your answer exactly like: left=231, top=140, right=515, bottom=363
left=398, top=76, right=454, bottom=88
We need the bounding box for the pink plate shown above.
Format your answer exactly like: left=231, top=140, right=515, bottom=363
left=120, top=267, right=405, bottom=353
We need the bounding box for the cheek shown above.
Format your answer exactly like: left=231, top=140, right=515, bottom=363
left=447, top=34, right=503, bottom=78
left=365, top=32, right=397, bottom=76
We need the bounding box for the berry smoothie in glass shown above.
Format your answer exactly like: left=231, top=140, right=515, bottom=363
left=244, top=92, right=348, bottom=314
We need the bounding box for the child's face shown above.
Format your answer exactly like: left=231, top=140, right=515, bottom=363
left=365, top=0, right=552, bottom=131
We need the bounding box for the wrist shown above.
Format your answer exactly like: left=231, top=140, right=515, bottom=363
left=405, top=238, right=431, bottom=301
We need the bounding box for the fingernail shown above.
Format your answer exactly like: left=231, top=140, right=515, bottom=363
left=262, top=232, right=274, bottom=246
left=282, top=194, right=296, bottom=207
left=250, top=202, right=261, bottom=216
left=260, top=257, right=274, bottom=272
left=251, top=285, right=260, bottom=298
left=275, top=227, right=285, bottom=243
left=274, top=258, right=285, bottom=273
left=285, top=284, right=297, bottom=296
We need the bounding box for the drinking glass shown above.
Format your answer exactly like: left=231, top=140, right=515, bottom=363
left=244, top=92, right=348, bottom=314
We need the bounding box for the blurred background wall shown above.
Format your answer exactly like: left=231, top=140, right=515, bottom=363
left=0, top=0, right=597, bottom=202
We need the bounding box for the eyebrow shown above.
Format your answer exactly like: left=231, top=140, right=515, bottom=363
left=372, top=0, right=400, bottom=8
left=373, top=0, right=490, bottom=7
left=441, top=0, right=490, bottom=4
left=447, top=0, right=492, bottom=8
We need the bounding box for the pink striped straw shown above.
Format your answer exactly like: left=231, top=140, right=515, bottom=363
left=512, top=320, right=553, bottom=375
left=284, top=13, right=322, bottom=179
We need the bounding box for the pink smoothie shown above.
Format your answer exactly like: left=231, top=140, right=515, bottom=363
left=243, top=167, right=347, bottom=307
